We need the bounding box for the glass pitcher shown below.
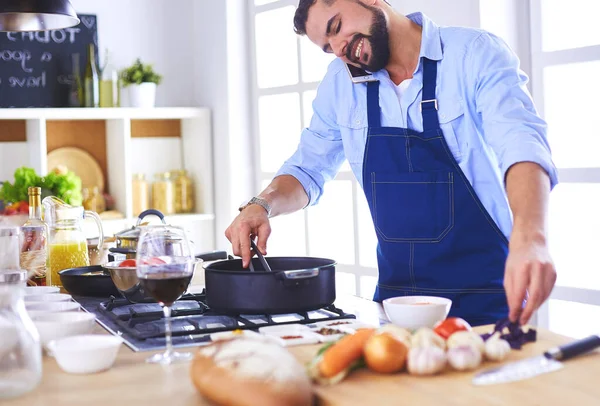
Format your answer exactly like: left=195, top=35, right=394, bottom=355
left=42, top=196, right=104, bottom=287
left=0, top=271, right=42, bottom=399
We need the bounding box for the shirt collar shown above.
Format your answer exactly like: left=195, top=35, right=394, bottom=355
left=372, top=12, right=442, bottom=82
left=407, top=12, right=443, bottom=62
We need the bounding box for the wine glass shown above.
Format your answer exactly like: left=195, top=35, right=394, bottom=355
left=135, top=225, right=194, bottom=364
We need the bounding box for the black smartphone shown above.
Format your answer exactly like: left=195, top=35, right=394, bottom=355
left=345, top=63, right=376, bottom=83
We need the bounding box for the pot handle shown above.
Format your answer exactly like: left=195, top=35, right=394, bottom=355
left=195, top=250, right=230, bottom=262
left=136, top=209, right=166, bottom=226
left=279, top=268, right=320, bottom=280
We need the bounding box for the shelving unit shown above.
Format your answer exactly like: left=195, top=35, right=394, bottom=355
left=0, top=107, right=215, bottom=251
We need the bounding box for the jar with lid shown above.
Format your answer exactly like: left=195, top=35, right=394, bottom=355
left=0, top=270, right=42, bottom=399
left=83, top=186, right=106, bottom=214
left=171, top=170, right=194, bottom=214
left=152, top=172, right=174, bottom=215
left=132, top=173, right=149, bottom=217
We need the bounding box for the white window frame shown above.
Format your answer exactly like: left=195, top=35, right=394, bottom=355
left=529, top=0, right=600, bottom=328
left=248, top=0, right=378, bottom=299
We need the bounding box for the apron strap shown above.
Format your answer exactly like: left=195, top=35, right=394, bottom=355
left=367, top=81, right=381, bottom=128
left=421, top=58, right=440, bottom=131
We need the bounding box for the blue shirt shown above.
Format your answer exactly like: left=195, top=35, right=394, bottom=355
left=275, top=12, right=558, bottom=239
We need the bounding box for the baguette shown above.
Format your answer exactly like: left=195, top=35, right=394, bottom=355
left=190, top=336, right=312, bottom=406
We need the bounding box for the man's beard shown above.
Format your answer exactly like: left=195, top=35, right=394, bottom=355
left=346, top=5, right=390, bottom=72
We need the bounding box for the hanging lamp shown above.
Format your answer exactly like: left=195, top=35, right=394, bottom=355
left=0, top=0, right=79, bottom=32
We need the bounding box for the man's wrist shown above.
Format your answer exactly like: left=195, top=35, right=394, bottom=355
left=238, top=196, right=272, bottom=216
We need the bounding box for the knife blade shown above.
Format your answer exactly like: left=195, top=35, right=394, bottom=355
left=473, top=334, right=600, bottom=386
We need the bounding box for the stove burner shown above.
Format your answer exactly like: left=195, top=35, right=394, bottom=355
left=77, top=290, right=356, bottom=351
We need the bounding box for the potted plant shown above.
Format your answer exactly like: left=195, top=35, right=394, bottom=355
left=121, top=58, right=162, bottom=108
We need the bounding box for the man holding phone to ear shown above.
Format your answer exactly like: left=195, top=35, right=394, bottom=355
left=226, top=0, right=558, bottom=327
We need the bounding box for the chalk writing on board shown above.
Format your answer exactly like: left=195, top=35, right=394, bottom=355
left=0, top=14, right=97, bottom=108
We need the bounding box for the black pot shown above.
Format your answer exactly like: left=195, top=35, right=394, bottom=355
left=203, top=256, right=336, bottom=315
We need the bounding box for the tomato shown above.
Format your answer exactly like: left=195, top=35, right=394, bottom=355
left=119, top=259, right=137, bottom=267
left=433, top=317, right=472, bottom=340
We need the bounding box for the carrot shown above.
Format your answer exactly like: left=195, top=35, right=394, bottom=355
left=319, top=328, right=375, bottom=378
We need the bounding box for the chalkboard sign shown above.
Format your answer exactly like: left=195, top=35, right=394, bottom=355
left=0, top=14, right=98, bottom=108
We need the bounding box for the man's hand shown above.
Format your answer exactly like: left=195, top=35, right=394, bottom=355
left=504, top=233, right=556, bottom=325
left=225, top=205, right=271, bottom=268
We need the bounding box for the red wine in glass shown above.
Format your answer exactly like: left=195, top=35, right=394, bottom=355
left=139, top=272, right=192, bottom=306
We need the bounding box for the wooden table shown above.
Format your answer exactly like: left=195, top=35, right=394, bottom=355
left=5, top=296, right=600, bottom=406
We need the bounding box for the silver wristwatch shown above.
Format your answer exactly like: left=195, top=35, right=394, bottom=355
left=239, top=196, right=272, bottom=216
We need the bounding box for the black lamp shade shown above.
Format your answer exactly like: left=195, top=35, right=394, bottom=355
left=0, top=0, right=80, bottom=32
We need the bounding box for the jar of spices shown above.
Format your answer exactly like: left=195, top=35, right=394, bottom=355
left=132, top=173, right=149, bottom=217
left=171, top=170, right=195, bottom=213
left=152, top=172, right=174, bottom=215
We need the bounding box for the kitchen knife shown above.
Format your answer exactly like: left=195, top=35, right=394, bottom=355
left=473, top=334, right=600, bottom=385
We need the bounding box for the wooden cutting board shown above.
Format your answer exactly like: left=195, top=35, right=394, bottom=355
left=288, top=327, right=600, bottom=406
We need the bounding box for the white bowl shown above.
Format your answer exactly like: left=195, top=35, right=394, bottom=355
left=382, top=295, right=452, bottom=330
left=31, top=312, right=96, bottom=349
left=47, top=335, right=123, bottom=374
left=24, top=293, right=72, bottom=303
left=23, top=286, right=60, bottom=296
left=26, top=301, right=80, bottom=313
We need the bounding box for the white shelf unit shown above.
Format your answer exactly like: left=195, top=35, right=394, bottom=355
left=0, top=107, right=216, bottom=252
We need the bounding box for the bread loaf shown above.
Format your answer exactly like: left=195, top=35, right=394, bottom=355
left=190, top=336, right=313, bottom=406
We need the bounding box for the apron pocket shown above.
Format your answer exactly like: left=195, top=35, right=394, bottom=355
left=371, top=171, right=454, bottom=242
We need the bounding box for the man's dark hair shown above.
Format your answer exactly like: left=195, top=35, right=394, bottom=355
left=294, top=0, right=336, bottom=36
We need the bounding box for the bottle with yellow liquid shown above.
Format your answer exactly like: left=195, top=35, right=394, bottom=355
left=42, top=196, right=104, bottom=288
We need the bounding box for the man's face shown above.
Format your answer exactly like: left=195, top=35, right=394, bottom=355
left=305, top=0, right=390, bottom=72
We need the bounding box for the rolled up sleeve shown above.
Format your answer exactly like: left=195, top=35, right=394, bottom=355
left=274, top=72, right=346, bottom=206
left=470, top=32, right=559, bottom=190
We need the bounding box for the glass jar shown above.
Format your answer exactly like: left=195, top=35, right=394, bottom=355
left=171, top=170, right=194, bottom=214
left=0, top=226, right=20, bottom=273
left=82, top=187, right=106, bottom=214
left=152, top=172, right=174, bottom=215
left=0, top=271, right=42, bottom=399
left=132, top=173, right=149, bottom=217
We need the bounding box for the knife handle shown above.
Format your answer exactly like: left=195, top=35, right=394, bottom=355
left=545, top=335, right=600, bottom=361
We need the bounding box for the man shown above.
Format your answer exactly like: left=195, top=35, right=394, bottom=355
left=227, top=0, right=558, bottom=326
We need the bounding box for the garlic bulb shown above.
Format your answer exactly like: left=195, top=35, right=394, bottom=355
left=410, top=327, right=446, bottom=350
left=484, top=332, right=511, bottom=361
left=407, top=346, right=447, bottom=375
left=447, top=331, right=485, bottom=354
left=377, top=324, right=412, bottom=348
left=447, top=345, right=482, bottom=371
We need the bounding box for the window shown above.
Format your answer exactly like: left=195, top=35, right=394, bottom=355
left=529, top=0, right=600, bottom=335
left=249, top=0, right=378, bottom=298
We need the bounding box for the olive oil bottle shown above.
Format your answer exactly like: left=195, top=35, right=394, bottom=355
left=84, top=43, right=100, bottom=107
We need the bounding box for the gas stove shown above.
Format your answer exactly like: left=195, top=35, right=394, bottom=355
left=74, top=291, right=356, bottom=352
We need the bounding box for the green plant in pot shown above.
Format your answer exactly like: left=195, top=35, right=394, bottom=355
left=121, top=58, right=162, bottom=108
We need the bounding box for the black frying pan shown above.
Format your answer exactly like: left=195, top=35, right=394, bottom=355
left=59, top=265, right=120, bottom=297
left=200, top=245, right=336, bottom=314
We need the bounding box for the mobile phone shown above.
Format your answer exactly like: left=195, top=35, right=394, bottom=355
left=345, top=63, right=376, bottom=83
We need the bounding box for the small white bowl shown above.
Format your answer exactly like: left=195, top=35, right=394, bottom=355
left=31, top=312, right=96, bottom=349
left=26, top=301, right=80, bottom=313
left=47, top=335, right=123, bottom=374
left=24, top=293, right=72, bottom=303
left=23, top=286, right=60, bottom=296
left=382, top=295, right=452, bottom=330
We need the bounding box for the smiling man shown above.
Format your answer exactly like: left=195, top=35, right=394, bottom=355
left=226, top=0, right=558, bottom=326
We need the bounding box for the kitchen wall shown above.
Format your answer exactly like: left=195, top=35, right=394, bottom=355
left=70, top=0, right=196, bottom=107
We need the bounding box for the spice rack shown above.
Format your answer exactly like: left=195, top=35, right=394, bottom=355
left=0, top=107, right=215, bottom=251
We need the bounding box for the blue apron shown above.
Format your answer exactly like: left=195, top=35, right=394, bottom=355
left=362, top=58, right=509, bottom=326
